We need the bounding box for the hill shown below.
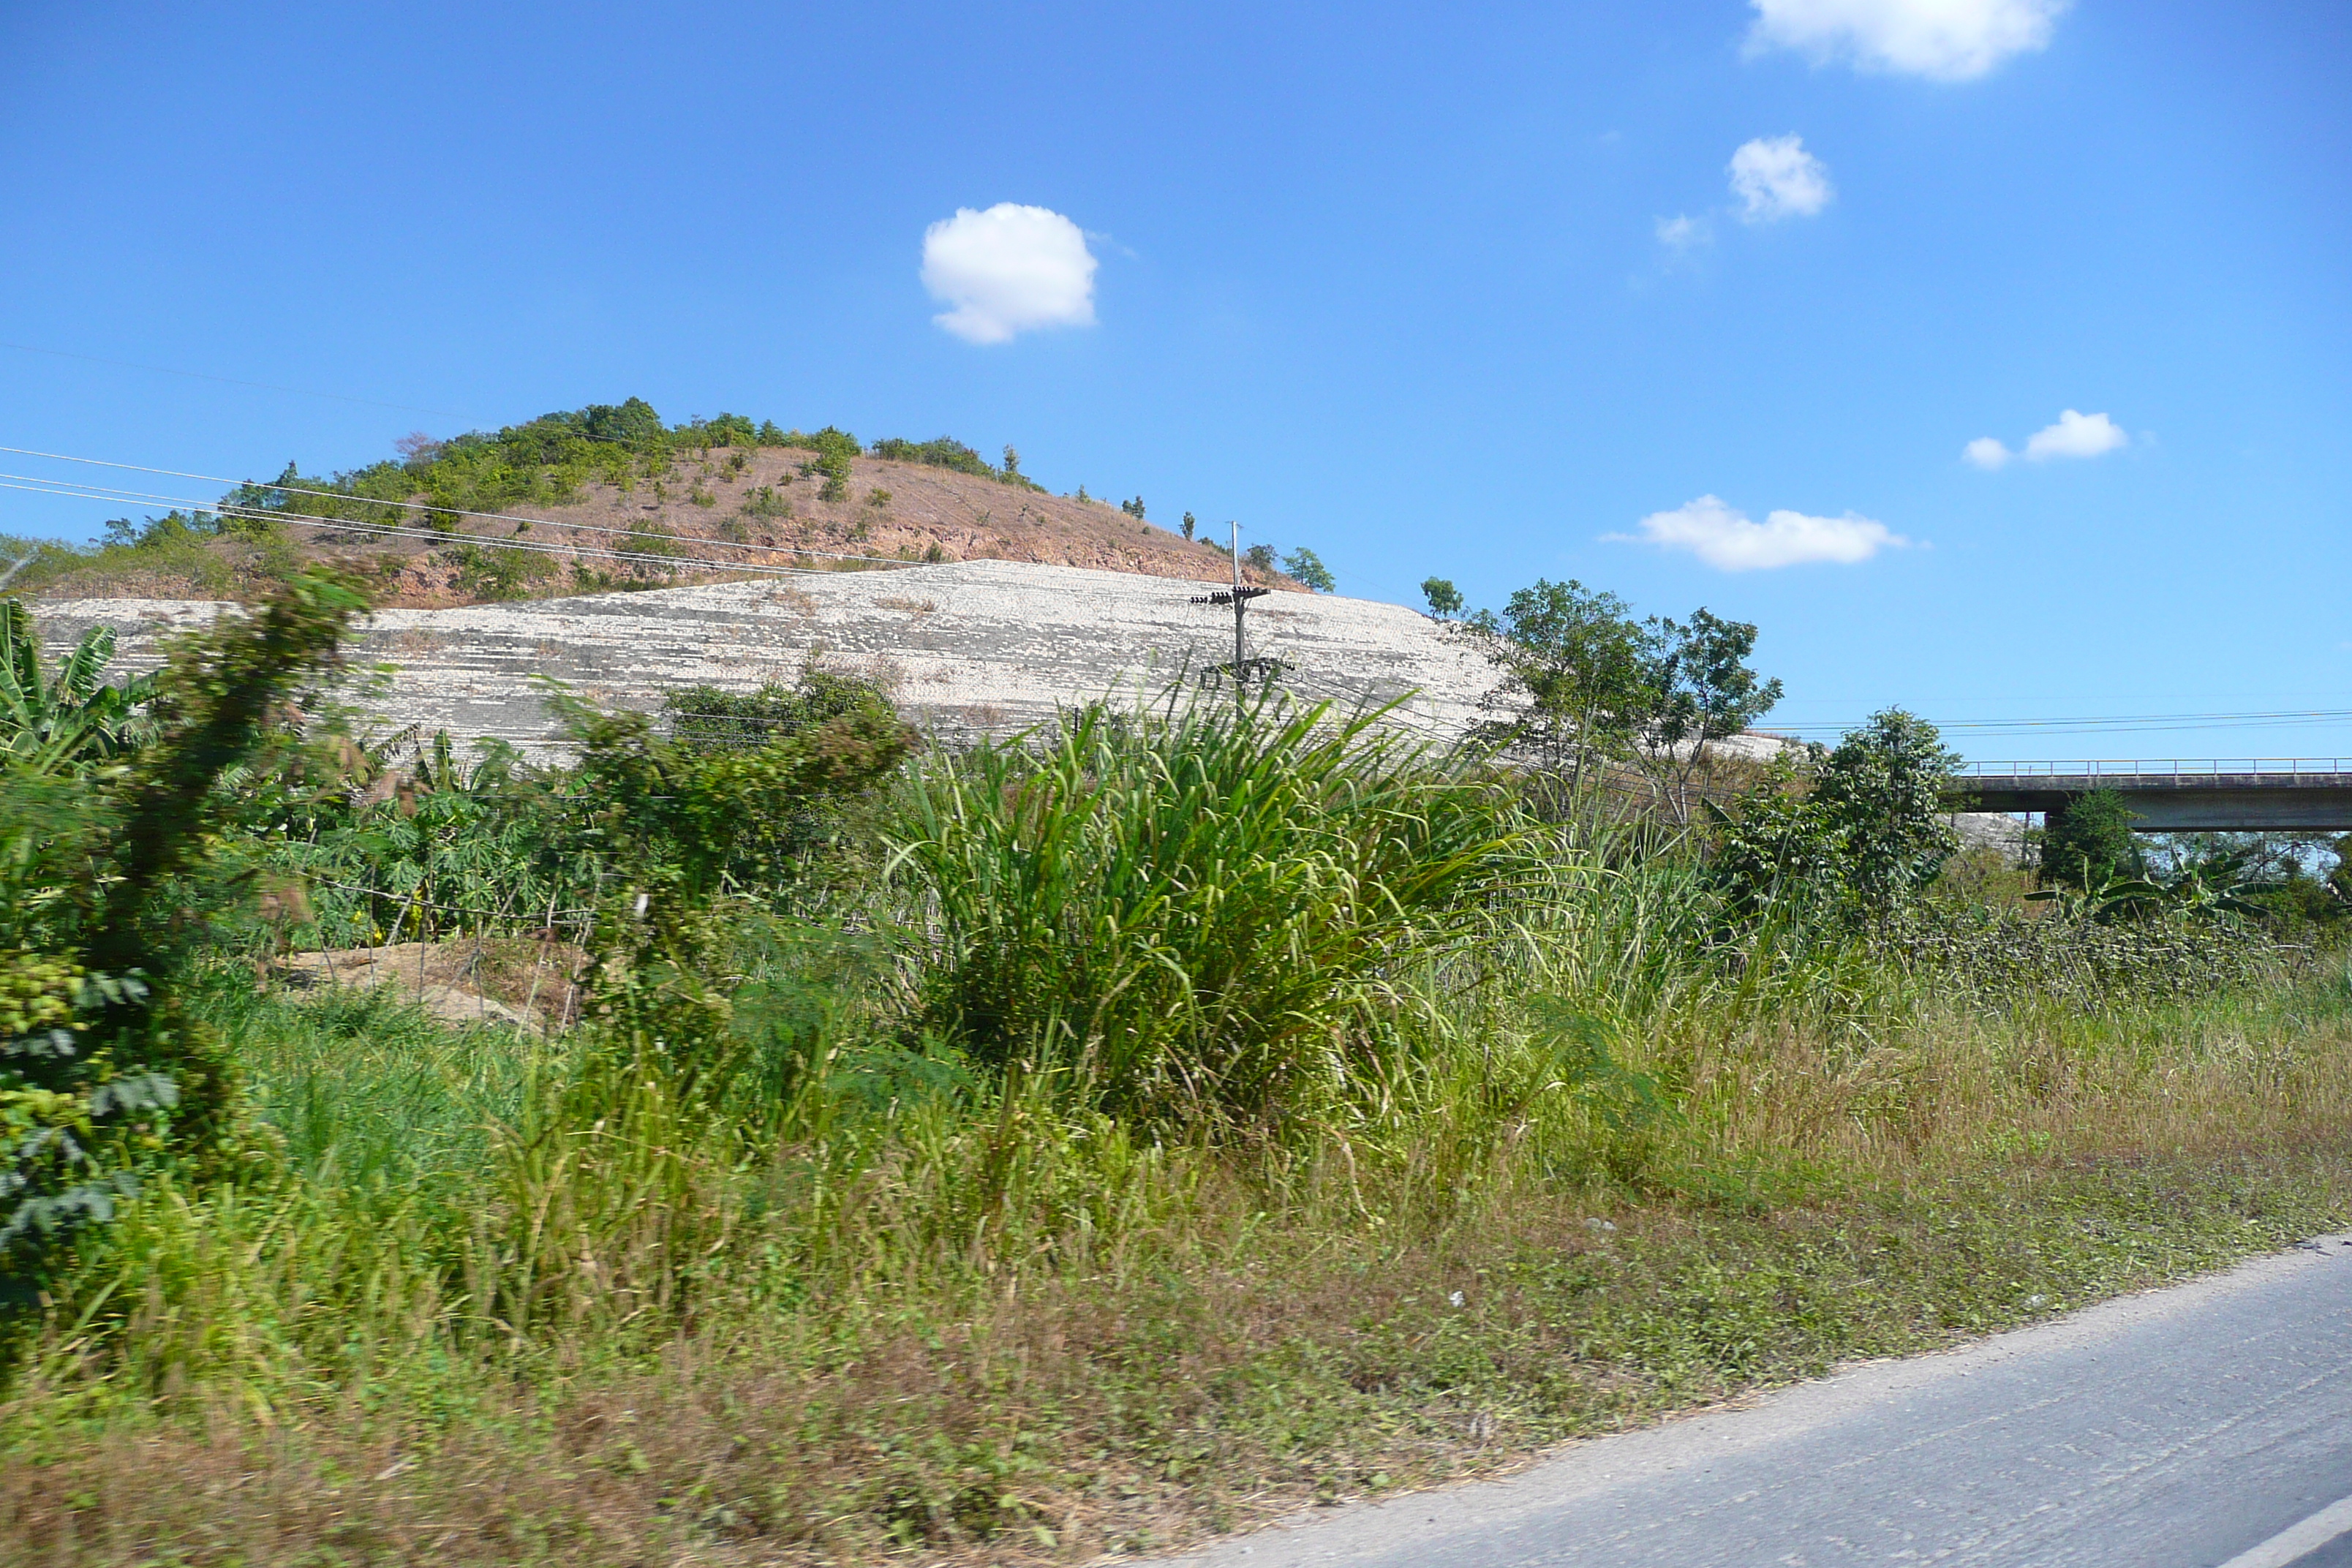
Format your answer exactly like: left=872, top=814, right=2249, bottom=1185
left=11, top=401, right=1306, bottom=606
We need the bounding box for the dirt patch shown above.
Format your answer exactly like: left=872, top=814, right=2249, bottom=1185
left=270, top=938, right=585, bottom=1031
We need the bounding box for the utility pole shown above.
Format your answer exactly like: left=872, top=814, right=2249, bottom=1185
left=1187, top=520, right=1272, bottom=709
left=1230, top=519, right=1245, bottom=691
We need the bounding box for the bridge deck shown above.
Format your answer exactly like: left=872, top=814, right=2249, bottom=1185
left=1951, top=762, right=2352, bottom=831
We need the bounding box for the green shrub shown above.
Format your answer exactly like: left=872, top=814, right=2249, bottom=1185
left=872, top=437, right=994, bottom=476
left=445, top=540, right=558, bottom=600
left=2040, top=788, right=2144, bottom=891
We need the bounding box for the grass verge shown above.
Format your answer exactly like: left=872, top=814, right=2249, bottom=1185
left=4, top=960, right=2350, bottom=1566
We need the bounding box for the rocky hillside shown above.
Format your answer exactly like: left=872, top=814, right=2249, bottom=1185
left=34, top=560, right=1490, bottom=754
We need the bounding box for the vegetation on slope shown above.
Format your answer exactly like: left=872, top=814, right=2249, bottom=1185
left=6, top=402, right=1316, bottom=608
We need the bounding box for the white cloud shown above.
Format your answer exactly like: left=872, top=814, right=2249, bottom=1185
left=920, top=203, right=1098, bottom=344
left=1964, top=408, right=2128, bottom=469
left=1728, top=136, right=1833, bottom=223
left=1656, top=214, right=1712, bottom=250
left=1746, top=0, right=2068, bottom=81
left=2022, top=407, right=2127, bottom=461
left=1610, top=494, right=1907, bottom=570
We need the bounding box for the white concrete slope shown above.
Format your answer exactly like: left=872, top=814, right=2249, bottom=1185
left=1156, top=1236, right=2352, bottom=1568
left=35, top=560, right=1497, bottom=755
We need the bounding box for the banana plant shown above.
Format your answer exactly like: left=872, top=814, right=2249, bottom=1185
left=2028, top=856, right=2267, bottom=921
left=0, top=600, right=155, bottom=774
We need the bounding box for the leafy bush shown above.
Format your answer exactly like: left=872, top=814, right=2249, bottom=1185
left=568, top=682, right=916, bottom=906
left=2040, top=788, right=2144, bottom=890
left=1422, top=577, right=1463, bottom=618
left=868, top=436, right=1039, bottom=491
left=1703, top=709, right=1961, bottom=932
left=445, top=540, right=558, bottom=600
left=662, top=670, right=898, bottom=756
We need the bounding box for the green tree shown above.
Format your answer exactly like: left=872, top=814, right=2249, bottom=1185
left=2040, top=788, right=2144, bottom=892
left=1812, top=708, right=1962, bottom=916
left=1244, top=542, right=1279, bottom=576
left=1282, top=548, right=1336, bottom=593
left=1182, top=512, right=1197, bottom=542
left=1468, top=579, right=1654, bottom=781
left=1421, top=577, right=1463, bottom=619
left=1637, top=608, right=1784, bottom=820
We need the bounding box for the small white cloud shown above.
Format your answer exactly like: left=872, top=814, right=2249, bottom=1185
left=1746, top=0, right=2068, bottom=82
left=1729, top=136, right=1833, bottom=223
left=2023, top=407, right=2127, bottom=461
left=1610, top=494, right=1907, bottom=570
left=1967, top=409, right=2129, bottom=470
left=1656, top=214, right=1712, bottom=250
left=921, top=203, right=1098, bottom=344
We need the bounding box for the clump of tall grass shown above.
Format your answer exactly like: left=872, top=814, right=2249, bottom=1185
left=889, top=697, right=1547, bottom=1123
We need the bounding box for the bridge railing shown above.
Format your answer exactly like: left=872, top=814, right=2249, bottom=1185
left=1958, top=759, right=2352, bottom=780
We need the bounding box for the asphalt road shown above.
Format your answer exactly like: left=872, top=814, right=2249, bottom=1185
left=1159, top=1234, right=2352, bottom=1568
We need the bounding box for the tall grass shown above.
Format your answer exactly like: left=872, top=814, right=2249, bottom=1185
left=891, top=698, right=1545, bottom=1120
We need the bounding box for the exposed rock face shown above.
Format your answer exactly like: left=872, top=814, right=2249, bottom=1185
left=37, top=559, right=1496, bottom=755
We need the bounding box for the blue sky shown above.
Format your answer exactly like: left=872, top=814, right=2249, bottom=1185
left=2, top=1, right=2347, bottom=760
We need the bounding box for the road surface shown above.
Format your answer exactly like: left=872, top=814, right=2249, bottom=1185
left=1158, top=1234, right=2352, bottom=1567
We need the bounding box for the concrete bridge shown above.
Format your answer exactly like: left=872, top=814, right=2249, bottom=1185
left=1954, top=761, right=2352, bottom=832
